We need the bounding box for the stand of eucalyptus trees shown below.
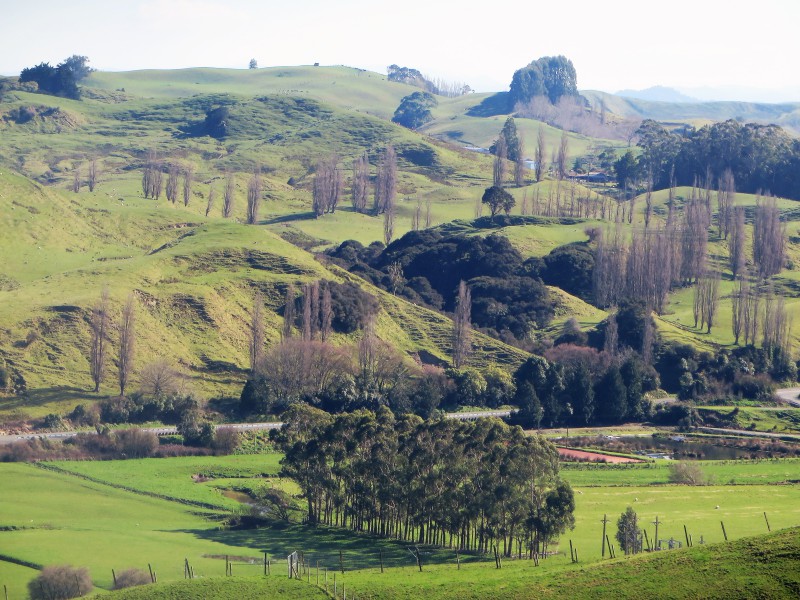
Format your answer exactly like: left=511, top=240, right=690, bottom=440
left=276, top=406, right=575, bottom=558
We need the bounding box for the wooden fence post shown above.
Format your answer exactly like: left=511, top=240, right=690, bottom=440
left=148, top=563, right=155, bottom=583
left=379, top=549, right=384, bottom=574
left=569, top=540, right=575, bottom=563
left=112, top=569, right=117, bottom=588
left=720, top=521, right=728, bottom=541
left=764, top=512, right=771, bottom=532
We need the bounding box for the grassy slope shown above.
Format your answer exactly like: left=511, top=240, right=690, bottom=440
left=332, top=527, right=800, bottom=600
left=97, top=527, right=800, bottom=599
left=562, top=458, right=800, bottom=487
left=582, top=89, right=800, bottom=129
left=105, top=577, right=328, bottom=600
left=4, top=67, right=800, bottom=417
left=38, top=456, right=800, bottom=573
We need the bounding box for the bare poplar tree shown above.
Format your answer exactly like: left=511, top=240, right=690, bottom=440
left=753, top=194, right=785, bottom=279
left=166, top=165, right=179, bottom=204
left=373, top=146, right=397, bottom=215
left=731, top=278, right=747, bottom=345
left=493, top=135, right=507, bottom=187
left=247, top=170, right=262, bottom=224
left=182, top=165, right=194, bottom=206
left=142, top=151, right=157, bottom=198
left=249, top=292, right=265, bottom=373
left=411, top=198, right=421, bottom=231
left=118, top=293, right=136, bottom=396
left=555, top=132, right=569, bottom=180
left=695, top=273, right=720, bottom=333
left=88, top=159, right=98, bottom=192
left=309, top=281, right=320, bottom=340
left=351, top=152, right=370, bottom=213
left=89, top=288, right=110, bottom=392
left=223, top=173, right=235, bottom=218
left=302, top=283, right=313, bottom=341
left=313, top=157, right=343, bottom=217
left=425, top=197, right=432, bottom=228
left=514, top=133, right=526, bottom=187
left=283, top=283, right=296, bottom=339
left=717, top=169, right=735, bottom=239
left=743, top=279, right=761, bottom=346
left=383, top=202, right=395, bottom=245
left=452, top=280, right=472, bottom=368
left=534, top=128, right=546, bottom=182
left=320, top=283, right=333, bottom=342
left=729, top=206, right=746, bottom=279
left=152, top=164, right=163, bottom=200
left=205, top=184, right=215, bottom=217
left=72, top=165, right=81, bottom=193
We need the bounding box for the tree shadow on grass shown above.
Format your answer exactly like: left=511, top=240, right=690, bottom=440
left=1, top=386, right=91, bottom=413
left=263, top=212, right=317, bottom=225
left=182, top=519, right=486, bottom=571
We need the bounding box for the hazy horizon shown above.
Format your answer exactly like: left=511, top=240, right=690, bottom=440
left=3, top=0, right=799, bottom=103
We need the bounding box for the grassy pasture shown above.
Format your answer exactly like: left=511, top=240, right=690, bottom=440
left=2, top=453, right=799, bottom=597
left=562, top=458, right=800, bottom=487
left=107, top=576, right=328, bottom=599
left=46, top=454, right=285, bottom=509
left=333, top=526, right=800, bottom=600
left=93, top=527, right=800, bottom=599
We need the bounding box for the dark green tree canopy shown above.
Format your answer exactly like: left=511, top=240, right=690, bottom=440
left=481, top=186, right=515, bottom=216
left=490, top=117, right=521, bottom=162
left=392, top=91, right=437, bottom=129
left=19, top=55, right=92, bottom=100
left=387, top=64, right=427, bottom=87
left=508, top=56, right=579, bottom=108
left=613, top=150, right=641, bottom=188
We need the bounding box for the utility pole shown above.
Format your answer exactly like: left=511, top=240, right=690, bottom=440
left=601, top=514, right=609, bottom=557
left=652, top=515, right=661, bottom=551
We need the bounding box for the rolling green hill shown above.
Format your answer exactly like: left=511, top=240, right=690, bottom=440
left=3, top=66, right=800, bottom=420
left=582, top=89, right=800, bottom=131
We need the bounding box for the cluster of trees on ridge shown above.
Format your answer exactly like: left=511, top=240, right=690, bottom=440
left=617, top=118, right=800, bottom=200
left=18, top=55, right=93, bottom=100
left=275, top=405, right=574, bottom=558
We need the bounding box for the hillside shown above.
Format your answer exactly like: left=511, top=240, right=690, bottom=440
left=4, top=65, right=800, bottom=422
left=0, top=166, right=529, bottom=419
left=104, top=527, right=800, bottom=599
left=582, top=89, right=800, bottom=131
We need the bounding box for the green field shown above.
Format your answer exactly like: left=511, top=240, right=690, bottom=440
left=44, top=454, right=286, bottom=509
left=93, top=526, right=800, bottom=599
left=2, top=452, right=800, bottom=598
left=562, top=458, right=800, bottom=487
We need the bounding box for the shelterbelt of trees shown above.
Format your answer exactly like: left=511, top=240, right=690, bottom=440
left=274, top=405, right=575, bottom=558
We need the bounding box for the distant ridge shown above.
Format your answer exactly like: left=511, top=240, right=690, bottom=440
left=617, top=85, right=699, bottom=103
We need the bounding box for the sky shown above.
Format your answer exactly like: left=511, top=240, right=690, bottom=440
left=3, top=0, right=800, bottom=102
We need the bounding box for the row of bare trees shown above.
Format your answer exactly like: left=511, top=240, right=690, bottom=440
left=89, top=291, right=136, bottom=396
left=731, top=280, right=793, bottom=351
left=515, top=95, right=641, bottom=143
left=72, top=160, right=99, bottom=193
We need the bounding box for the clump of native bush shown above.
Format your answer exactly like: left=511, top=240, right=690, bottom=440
left=113, top=568, right=151, bottom=590
left=28, top=565, right=92, bottom=600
